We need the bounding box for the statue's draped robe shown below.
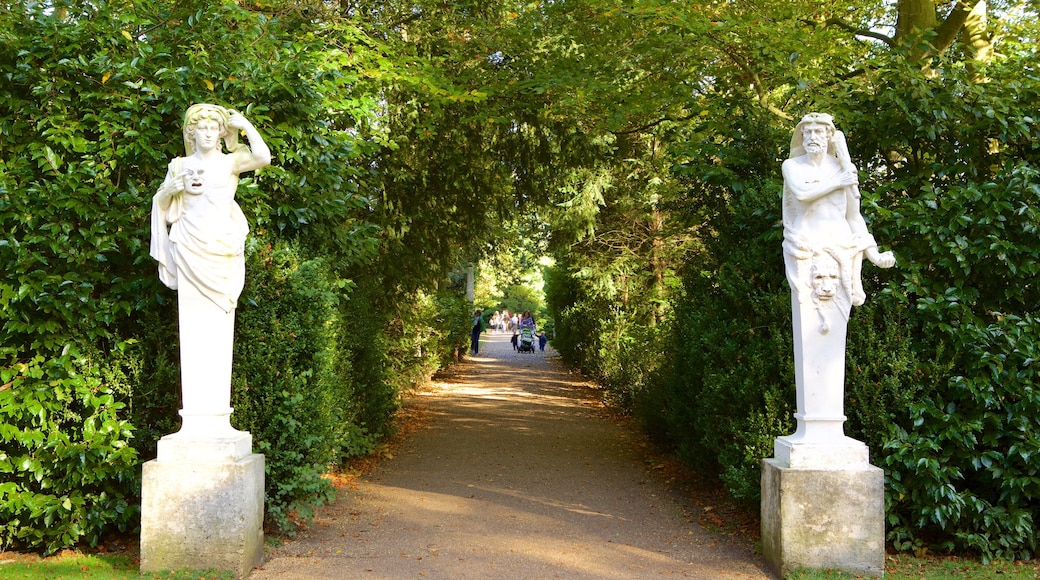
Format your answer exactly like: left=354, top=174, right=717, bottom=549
left=149, top=156, right=247, bottom=430
left=149, top=157, right=249, bottom=313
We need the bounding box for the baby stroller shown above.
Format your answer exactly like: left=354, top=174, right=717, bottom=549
left=518, top=327, right=536, bottom=353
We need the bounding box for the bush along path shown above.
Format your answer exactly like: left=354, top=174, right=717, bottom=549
left=252, top=333, right=772, bottom=579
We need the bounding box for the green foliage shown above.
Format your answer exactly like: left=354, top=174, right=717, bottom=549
left=332, top=275, right=397, bottom=438
left=544, top=255, right=674, bottom=412
left=653, top=170, right=796, bottom=503
left=827, top=54, right=1040, bottom=561
left=0, top=350, right=138, bottom=554
left=0, top=0, right=384, bottom=547
left=0, top=4, right=157, bottom=357
left=434, top=289, right=475, bottom=367
left=231, top=238, right=362, bottom=531
left=650, top=49, right=1040, bottom=558
left=543, top=262, right=604, bottom=378
left=382, top=286, right=471, bottom=394
left=544, top=136, right=693, bottom=409
left=885, top=313, right=1040, bottom=562
left=123, top=307, right=182, bottom=459
left=328, top=271, right=470, bottom=442
left=597, top=313, right=669, bottom=411
left=495, top=284, right=544, bottom=320
left=874, top=165, right=1040, bottom=560
left=843, top=302, right=953, bottom=454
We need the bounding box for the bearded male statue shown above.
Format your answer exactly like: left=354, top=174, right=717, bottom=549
left=778, top=112, right=895, bottom=456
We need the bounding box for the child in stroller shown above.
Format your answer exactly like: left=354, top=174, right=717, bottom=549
left=518, top=327, right=536, bottom=353
left=517, top=310, right=537, bottom=353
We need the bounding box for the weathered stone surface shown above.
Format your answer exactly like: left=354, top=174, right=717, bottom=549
left=156, top=430, right=253, bottom=463
left=773, top=434, right=869, bottom=469
left=140, top=454, right=265, bottom=579
left=761, top=459, right=885, bottom=578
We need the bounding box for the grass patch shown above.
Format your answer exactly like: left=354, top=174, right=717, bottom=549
left=0, top=551, right=236, bottom=580
left=787, top=553, right=1040, bottom=579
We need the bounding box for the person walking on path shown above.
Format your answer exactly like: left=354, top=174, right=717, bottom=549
left=253, top=332, right=772, bottom=579
left=519, top=310, right=536, bottom=332
left=470, top=309, right=485, bottom=355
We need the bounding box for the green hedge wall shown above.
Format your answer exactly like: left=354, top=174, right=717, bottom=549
left=0, top=0, right=467, bottom=551
left=652, top=54, right=1040, bottom=561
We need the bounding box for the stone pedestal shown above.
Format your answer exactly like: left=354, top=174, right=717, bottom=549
left=761, top=270, right=885, bottom=577
left=761, top=458, right=885, bottom=578
left=140, top=435, right=265, bottom=579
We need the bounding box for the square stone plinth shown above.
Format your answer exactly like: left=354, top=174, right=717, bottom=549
left=141, top=453, right=265, bottom=579
left=761, top=458, right=885, bottom=578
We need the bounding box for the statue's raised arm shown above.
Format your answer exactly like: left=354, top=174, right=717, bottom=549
left=226, top=109, right=271, bottom=175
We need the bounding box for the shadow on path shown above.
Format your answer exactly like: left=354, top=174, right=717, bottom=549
left=252, top=333, right=774, bottom=579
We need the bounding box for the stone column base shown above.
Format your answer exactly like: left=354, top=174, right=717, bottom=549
left=761, top=458, right=885, bottom=578
left=140, top=453, right=265, bottom=579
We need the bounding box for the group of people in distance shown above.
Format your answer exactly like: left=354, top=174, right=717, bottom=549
left=470, top=309, right=547, bottom=355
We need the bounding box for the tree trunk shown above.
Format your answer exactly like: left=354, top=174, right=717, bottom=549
left=896, top=0, right=990, bottom=63
left=895, top=0, right=938, bottom=42
left=962, top=1, right=994, bottom=63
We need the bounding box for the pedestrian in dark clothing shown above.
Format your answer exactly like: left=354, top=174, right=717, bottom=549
left=471, top=310, right=484, bottom=355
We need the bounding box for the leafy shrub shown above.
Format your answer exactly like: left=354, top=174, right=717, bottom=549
left=327, top=272, right=470, bottom=447
left=383, top=287, right=471, bottom=396
left=873, top=167, right=1040, bottom=561
left=832, top=56, right=1040, bottom=560
left=842, top=301, right=953, bottom=455
left=231, top=238, right=349, bottom=531
left=654, top=178, right=795, bottom=503
left=543, top=261, right=606, bottom=378
left=0, top=350, right=139, bottom=554
left=884, top=313, right=1040, bottom=561
left=0, top=0, right=383, bottom=547
left=124, top=307, right=182, bottom=460
left=333, top=276, right=397, bottom=439
left=434, top=289, right=475, bottom=366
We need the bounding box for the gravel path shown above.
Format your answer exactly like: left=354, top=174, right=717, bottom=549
left=251, top=332, right=774, bottom=579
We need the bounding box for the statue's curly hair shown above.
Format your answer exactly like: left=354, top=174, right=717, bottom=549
left=182, top=103, right=247, bottom=155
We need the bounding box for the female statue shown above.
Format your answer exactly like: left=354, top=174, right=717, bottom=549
left=150, top=104, right=270, bottom=437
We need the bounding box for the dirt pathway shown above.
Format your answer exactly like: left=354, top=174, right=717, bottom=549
left=251, top=333, right=774, bottom=579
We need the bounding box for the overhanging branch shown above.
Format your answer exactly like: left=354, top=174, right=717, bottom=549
left=614, top=114, right=697, bottom=136
left=803, top=17, right=896, bottom=47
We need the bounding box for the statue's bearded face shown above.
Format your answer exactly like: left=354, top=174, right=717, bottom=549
left=811, top=256, right=841, bottom=302
left=801, top=123, right=831, bottom=154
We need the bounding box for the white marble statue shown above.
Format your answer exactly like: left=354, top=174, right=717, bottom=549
left=150, top=103, right=270, bottom=441
left=776, top=112, right=894, bottom=465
